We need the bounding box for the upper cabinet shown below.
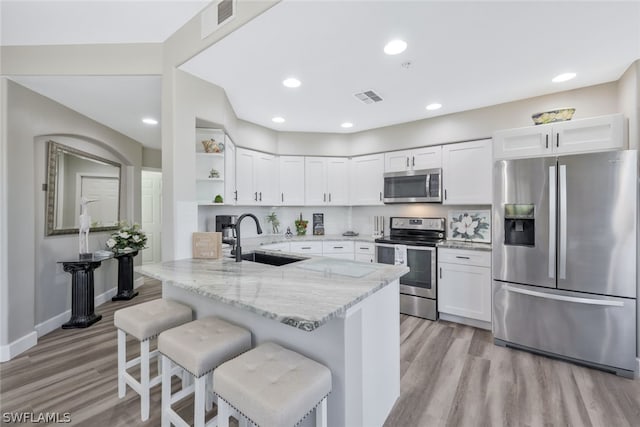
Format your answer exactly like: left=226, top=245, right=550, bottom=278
left=442, top=139, right=492, bottom=205
left=350, top=153, right=384, bottom=205
left=235, top=147, right=278, bottom=205
left=305, top=157, right=349, bottom=205
left=195, top=128, right=227, bottom=205
left=493, top=113, right=625, bottom=160
left=279, top=156, right=305, bottom=206
left=384, top=146, right=442, bottom=172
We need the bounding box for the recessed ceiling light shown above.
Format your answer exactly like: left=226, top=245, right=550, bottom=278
left=384, top=39, right=407, bottom=55
left=282, top=77, right=301, bottom=88
left=142, top=117, right=158, bottom=125
left=426, top=103, right=442, bottom=111
left=341, top=122, right=353, bottom=129
left=272, top=116, right=285, bottom=123
left=552, top=72, right=576, bottom=83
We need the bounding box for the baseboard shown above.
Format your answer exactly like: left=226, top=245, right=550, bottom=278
left=134, top=277, right=145, bottom=289
left=0, top=331, right=37, bottom=362
left=438, top=312, right=492, bottom=331
left=35, top=286, right=118, bottom=338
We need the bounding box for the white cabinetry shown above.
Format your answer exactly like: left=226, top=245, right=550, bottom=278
left=235, top=147, right=278, bottom=205
left=195, top=128, right=227, bottom=205
left=224, top=137, right=236, bottom=205
left=322, top=241, right=355, bottom=260
left=304, top=157, right=349, bottom=205
left=384, top=146, right=442, bottom=172
left=355, top=242, right=375, bottom=263
left=289, top=241, right=323, bottom=256
left=350, top=154, right=384, bottom=205
left=493, top=113, right=625, bottom=160
left=279, top=156, right=305, bottom=205
left=261, top=242, right=290, bottom=252
left=438, top=248, right=491, bottom=328
left=442, top=139, right=492, bottom=205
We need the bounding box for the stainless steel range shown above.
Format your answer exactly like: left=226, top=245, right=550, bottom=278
left=375, top=217, right=445, bottom=320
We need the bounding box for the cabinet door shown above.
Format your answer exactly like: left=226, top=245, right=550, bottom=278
left=235, top=148, right=256, bottom=205
left=411, top=146, right=442, bottom=170
left=255, top=152, right=278, bottom=205
left=384, top=149, right=411, bottom=172
left=442, top=139, right=492, bottom=205
left=355, top=253, right=374, bottom=263
left=304, top=157, right=327, bottom=205
left=224, top=137, right=236, bottom=205
left=552, top=113, right=624, bottom=155
left=493, top=125, right=552, bottom=160
left=279, top=156, right=305, bottom=205
left=326, top=157, right=349, bottom=204
left=350, top=154, right=383, bottom=205
left=438, top=262, right=491, bottom=322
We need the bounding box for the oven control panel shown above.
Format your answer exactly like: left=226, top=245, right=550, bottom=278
left=390, top=217, right=445, bottom=231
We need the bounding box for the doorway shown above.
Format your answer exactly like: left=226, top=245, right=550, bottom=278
left=141, top=170, right=162, bottom=264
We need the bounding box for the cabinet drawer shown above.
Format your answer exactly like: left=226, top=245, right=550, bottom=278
left=290, top=241, right=323, bottom=254
left=438, top=248, right=490, bottom=267
left=355, top=242, right=375, bottom=254
left=355, top=253, right=374, bottom=263
left=324, top=253, right=355, bottom=260
left=261, top=242, right=291, bottom=252
left=322, top=241, right=355, bottom=254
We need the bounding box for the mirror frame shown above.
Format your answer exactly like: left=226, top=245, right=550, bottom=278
left=45, top=140, right=122, bottom=236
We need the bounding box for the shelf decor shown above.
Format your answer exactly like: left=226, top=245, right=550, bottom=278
left=106, top=221, right=148, bottom=253
left=447, top=210, right=491, bottom=243
left=294, top=213, right=308, bottom=236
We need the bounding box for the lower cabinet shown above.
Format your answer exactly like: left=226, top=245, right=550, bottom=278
left=355, top=242, right=375, bottom=263
left=437, top=248, right=491, bottom=326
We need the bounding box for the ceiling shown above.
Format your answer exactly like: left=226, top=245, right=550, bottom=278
left=2, top=1, right=640, bottom=149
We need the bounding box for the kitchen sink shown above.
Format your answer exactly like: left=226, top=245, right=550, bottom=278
left=240, top=251, right=307, bottom=266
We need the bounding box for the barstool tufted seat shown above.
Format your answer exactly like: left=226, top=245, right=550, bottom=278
left=158, top=316, right=252, bottom=377
left=213, top=342, right=332, bottom=427
left=114, top=298, right=192, bottom=341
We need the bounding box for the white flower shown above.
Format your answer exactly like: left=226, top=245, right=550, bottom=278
left=119, top=231, right=130, bottom=239
left=455, top=215, right=479, bottom=237
left=132, top=235, right=141, bottom=242
left=106, top=238, right=116, bottom=248
left=124, top=247, right=132, bottom=252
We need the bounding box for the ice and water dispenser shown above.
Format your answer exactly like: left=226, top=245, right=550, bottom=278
left=503, top=204, right=535, bottom=246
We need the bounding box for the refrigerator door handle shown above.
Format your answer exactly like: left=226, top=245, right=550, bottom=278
left=549, top=166, right=556, bottom=279
left=503, top=285, right=624, bottom=307
left=559, top=164, right=567, bottom=279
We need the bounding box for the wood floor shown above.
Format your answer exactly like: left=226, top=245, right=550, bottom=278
left=1, top=279, right=639, bottom=427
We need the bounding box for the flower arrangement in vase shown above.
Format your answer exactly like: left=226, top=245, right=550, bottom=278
left=294, top=213, right=308, bottom=236
left=106, top=221, right=147, bottom=254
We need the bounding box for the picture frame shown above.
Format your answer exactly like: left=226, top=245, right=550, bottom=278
left=447, top=210, right=491, bottom=243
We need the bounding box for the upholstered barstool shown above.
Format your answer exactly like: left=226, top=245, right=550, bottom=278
left=158, top=316, right=252, bottom=427
left=213, top=342, right=332, bottom=427
left=114, top=299, right=193, bottom=421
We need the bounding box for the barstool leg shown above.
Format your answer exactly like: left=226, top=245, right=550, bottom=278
left=205, top=373, right=213, bottom=411
left=316, top=397, right=327, bottom=427
left=161, top=356, right=171, bottom=427
left=239, top=417, right=249, bottom=427
left=140, top=339, right=150, bottom=421
left=218, top=399, right=230, bottom=427
left=194, top=375, right=206, bottom=427
left=117, top=329, right=126, bottom=398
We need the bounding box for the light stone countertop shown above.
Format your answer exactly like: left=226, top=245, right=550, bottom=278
left=437, top=240, right=493, bottom=252
left=241, top=233, right=376, bottom=248
left=136, top=254, right=408, bottom=332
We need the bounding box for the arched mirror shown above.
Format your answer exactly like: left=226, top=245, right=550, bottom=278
left=45, top=140, right=121, bottom=235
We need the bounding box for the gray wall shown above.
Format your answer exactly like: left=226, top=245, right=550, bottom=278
left=4, top=79, right=143, bottom=341
left=142, top=147, right=162, bottom=170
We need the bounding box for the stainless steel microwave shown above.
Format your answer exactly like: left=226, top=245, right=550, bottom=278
left=383, top=168, right=442, bottom=203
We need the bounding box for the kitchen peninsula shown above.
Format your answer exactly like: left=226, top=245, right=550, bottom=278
left=137, top=253, right=409, bottom=427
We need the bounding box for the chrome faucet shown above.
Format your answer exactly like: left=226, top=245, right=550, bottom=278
left=233, top=213, right=263, bottom=262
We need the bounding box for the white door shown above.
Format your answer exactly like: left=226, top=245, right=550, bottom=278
left=255, top=152, right=278, bottom=205
left=442, top=139, right=492, bottom=204
left=235, top=148, right=256, bottom=205
left=552, top=114, right=624, bottom=155
left=305, top=157, right=327, bottom=205
left=438, top=262, right=491, bottom=322
left=279, top=156, right=305, bottom=205
left=350, top=154, right=383, bottom=205
left=80, top=175, right=119, bottom=227
left=141, top=170, right=162, bottom=264
left=326, top=157, right=349, bottom=204
left=493, top=125, right=552, bottom=159
left=411, top=146, right=442, bottom=170
left=384, top=149, right=411, bottom=172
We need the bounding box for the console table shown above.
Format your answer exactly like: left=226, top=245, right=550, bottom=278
left=112, top=250, right=139, bottom=301
left=58, top=253, right=113, bottom=329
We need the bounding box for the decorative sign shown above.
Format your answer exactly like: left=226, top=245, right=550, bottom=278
left=192, top=232, right=222, bottom=259
left=313, top=213, right=325, bottom=236
left=447, top=210, right=491, bottom=243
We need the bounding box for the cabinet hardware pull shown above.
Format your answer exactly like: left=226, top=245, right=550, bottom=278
left=360, top=247, right=368, bottom=250
left=556, top=133, right=559, bottom=147
left=323, top=193, right=326, bottom=202
left=234, top=190, right=238, bottom=201
left=334, top=246, right=343, bottom=249
left=406, top=157, right=409, bottom=167
left=379, top=191, right=382, bottom=201
left=455, top=256, right=470, bottom=259
left=281, top=193, right=284, bottom=202
left=545, top=134, right=549, bottom=149
left=329, top=193, right=331, bottom=202
left=444, top=189, right=447, bottom=200
left=412, top=156, right=415, bottom=167
left=259, top=192, right=262, bottom=201
left=301, top=246, right=311, bottom=249
left=254, top=192, right=257, bottom=201
left=439, top=267, right=442, bottom=279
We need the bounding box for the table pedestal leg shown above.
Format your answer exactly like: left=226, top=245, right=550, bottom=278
left=62, top=262, right=102, bottom=329
left=112, top=251, right=139, bottom=301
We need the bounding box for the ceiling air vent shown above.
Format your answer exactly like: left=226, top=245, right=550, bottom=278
left=354, top=90, right=383, bottom=104
left=201, top=0, right=236, bottom=39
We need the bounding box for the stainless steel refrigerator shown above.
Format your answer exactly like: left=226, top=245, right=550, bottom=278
left=492, top=150, right=637, bottom=377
